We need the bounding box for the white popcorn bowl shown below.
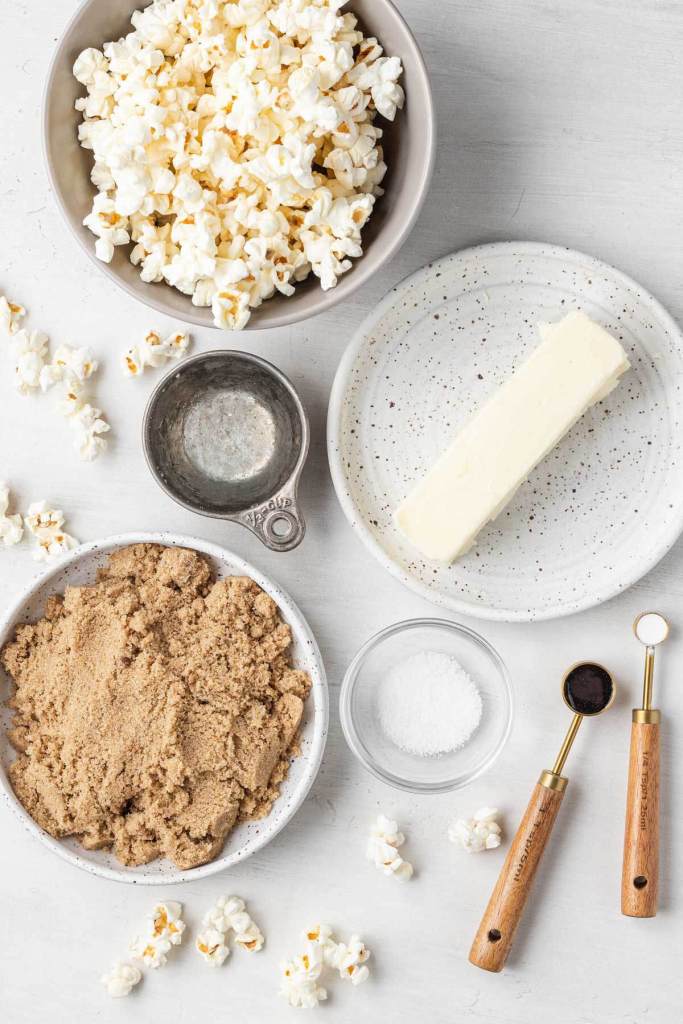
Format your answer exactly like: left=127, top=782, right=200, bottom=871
left=340, top=619, right=513, bottom=793
left=0, top=533, right=328, bottom=884
left=42, top=0, right=436, bottom=330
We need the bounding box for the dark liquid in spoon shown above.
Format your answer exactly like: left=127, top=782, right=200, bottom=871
left=563, top=663, right=614, bottom=715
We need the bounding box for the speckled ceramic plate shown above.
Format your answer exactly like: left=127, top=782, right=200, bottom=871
left=0, top=533, right=328, bottom=884
left=328, top=242, right=683, bottom=621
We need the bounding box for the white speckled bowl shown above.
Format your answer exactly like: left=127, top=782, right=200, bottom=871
left=328, top=241, right=683, bottom=621
left=43, top=0, right=435, bottom=330
left=0, top=533, right=328, bottom=884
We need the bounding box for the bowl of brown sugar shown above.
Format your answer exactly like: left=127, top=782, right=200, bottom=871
left=0, top=533, right=327, bottom=884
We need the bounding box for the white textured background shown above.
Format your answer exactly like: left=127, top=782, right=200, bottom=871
left=2, top=1, right=683, bottom=1021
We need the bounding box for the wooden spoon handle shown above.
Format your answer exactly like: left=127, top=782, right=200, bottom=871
left=621, top=714, right=660, bottom=917
left=469, top=777, right=566, bottom=973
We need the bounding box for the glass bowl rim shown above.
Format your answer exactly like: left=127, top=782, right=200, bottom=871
left=339, top=617, right=514, bottom=794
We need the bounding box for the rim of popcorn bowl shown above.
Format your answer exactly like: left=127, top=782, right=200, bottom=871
left=0, top=533, right=328, bottom=884
left=42, top=0, right=436, bottom=330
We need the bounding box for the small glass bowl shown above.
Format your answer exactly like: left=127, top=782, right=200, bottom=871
left=340, top=618, right=513, bottom=793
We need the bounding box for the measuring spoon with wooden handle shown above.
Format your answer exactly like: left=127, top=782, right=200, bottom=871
left=621, top=612, right=669, bottom=918
left=469, top=662, right=615, bottom=973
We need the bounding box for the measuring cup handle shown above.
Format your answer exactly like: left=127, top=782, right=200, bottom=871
left=621, top=712, right=660, bottom=917
left=469, top=778, right=566, bottom=973
left=238, top=490, right=306, bottom=552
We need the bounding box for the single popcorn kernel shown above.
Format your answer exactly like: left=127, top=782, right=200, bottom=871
left=448, top=807, right=503, bottom=853
left=366, top=814, right=414, bottom=880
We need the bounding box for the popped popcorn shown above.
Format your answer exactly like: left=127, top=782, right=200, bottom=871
left=280, top=968, right=328, bottom=1009
left=196, top=895, right=264, bottom=966
left=147, top=902, right=186, bottom=946
left=10, top=329, right=49, bottom=394
left=280, top=945, right=327, bottom=1009
left=74, top=0, right=404, bottom=329
left=40, top=343, right=98, bottom=389
left=129, top=933, right=173, bottom=969
left=195, top=928, right=230, bottom=967
left=70, top=403, right=111, bottom=462
left=40, top=345, right=111, bottom=461
left=335, top=935, right=370, bottom=986
left=100, top=961, right=142, bottom=998
left=366, top=814, right=414, bottom=881
left=201, top=894, right=247, bottom=933
left=0, top=292, right=110, bottom=462
left=0, top=296, right=26, bottom=335
left=280, top=926, right=372, bottom=1008
left=0, top=483, right=24, bottom=547
left=23, top=501, right=79, bottom=562
left=121, top=329, right=191, bottom=377
left=448, top=806, right=503, bottom=853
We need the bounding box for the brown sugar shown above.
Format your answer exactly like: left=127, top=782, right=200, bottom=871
left=1, top=543, right=311, bottom=869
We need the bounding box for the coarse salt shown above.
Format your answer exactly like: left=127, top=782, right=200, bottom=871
left=376, top=650, right=482, bottom=757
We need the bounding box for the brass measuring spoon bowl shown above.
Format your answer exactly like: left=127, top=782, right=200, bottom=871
left=633, top=611, right=669, bottom=648
left=562, top=661, right=616, bottom=716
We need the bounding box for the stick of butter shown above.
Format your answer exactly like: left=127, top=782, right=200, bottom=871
left=394, top=310, right=630, bottom=562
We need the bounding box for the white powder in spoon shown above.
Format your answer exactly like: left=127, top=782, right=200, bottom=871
left=377, top=651, right=482, bottom=756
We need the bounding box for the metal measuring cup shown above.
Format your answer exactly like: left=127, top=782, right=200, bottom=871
left=142, top=351, right=309, bottom=552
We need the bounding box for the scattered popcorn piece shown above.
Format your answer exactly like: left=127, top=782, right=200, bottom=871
left=280, top=965, right=328, bottom=1010
left=24, top=500, right=65, bottom=536
left=139, top=330, right=170, bottom=369
left=280, top=945, right=327, bottom=1009
left=197, top=895, right=264, bottom=964
left=24, top=500, right=79, bottom=562
left=196, top=928, right=230, bottom=967
left=10, top=329, right=49, bottom=394
left=75, top=0, right=404, bottom=329
left=366, top=814, right=414, bottom=880
left=0, top=483, right=23, bottom=547
left=100, top=961, right=142, bottom=998
left=122, top=329, right=191, bottom=376
left=202, top=894, right=244, bottom=933
left=0, top=296, right=26, bottom=335
left=70, top=403, right=111, bottom=462
left=122, top=346, right=144, bottom=378
left=164, top=331, right=190, bottom=358
left=336, top=936, right=371, bottom=986
left=30, top=531, right=79, bottom=563
left=129, top=933, right=172, bottom=969
left=147, top=902, right=185, bottom=946
left=40, top=343, right=98, bottom=387
left=448, top=807, right=503, bottom=853
left=281, top=926, right=371, bottom=1008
